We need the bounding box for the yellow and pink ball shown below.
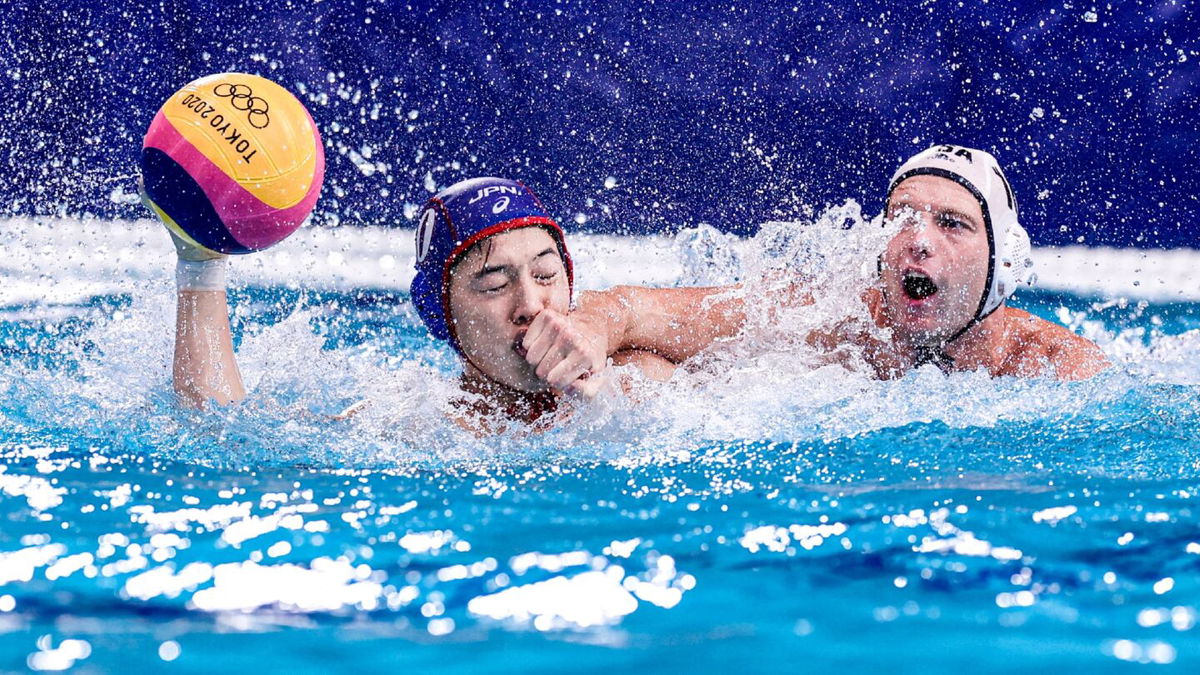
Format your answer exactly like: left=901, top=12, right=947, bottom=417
left=140, top=72, right=324, bottom=254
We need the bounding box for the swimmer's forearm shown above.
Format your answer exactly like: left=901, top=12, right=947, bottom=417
left=173, top=290, right=246, bottom=408
left=581, top=285, right=746, bottom=363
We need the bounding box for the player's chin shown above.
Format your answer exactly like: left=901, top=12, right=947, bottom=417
left=496, top=365, right=553, bottom=393
left=890, top=313, right=948, bottom=344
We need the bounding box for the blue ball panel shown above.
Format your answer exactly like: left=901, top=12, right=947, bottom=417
left=140, top=148, right=253, bottom=255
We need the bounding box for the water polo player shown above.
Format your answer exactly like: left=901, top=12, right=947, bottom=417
left=539, top=144, right=1109, bottom=381
left=161, top=173, right=672, bottom=429
left=411, top=177, right=674, bottom=429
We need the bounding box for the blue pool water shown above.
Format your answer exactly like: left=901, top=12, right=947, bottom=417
left=1, top=222, right=1199, bottom=672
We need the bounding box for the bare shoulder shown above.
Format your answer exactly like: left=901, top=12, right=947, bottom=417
left=1003, top=308, right=1110, bottom=380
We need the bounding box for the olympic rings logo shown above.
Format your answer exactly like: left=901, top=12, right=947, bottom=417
left=213, top=82, right=271, bottom=129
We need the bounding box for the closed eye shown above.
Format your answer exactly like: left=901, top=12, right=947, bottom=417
left=474, top=274, right=509, bottom=293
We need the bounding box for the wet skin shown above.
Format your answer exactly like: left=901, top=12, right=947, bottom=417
left=447, top=227, right=571, bottom=392
left=877, top=175, right=991, bottom=348
left=554, top=172, right=1110, bottom=381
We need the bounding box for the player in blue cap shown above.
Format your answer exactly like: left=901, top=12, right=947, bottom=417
left=540, top=145, right=1109, bottom=381
left=410, top=177, right=673, bottom=429
left=167, top=174, right=673, bottom=430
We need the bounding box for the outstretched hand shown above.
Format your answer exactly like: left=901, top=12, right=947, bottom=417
left=521, top=308, right=609, bottom=398
left=138, top=176, right=225, bottom=263
left=166, top=227, right=225, bottom=262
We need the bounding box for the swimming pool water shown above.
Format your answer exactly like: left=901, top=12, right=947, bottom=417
left=0, top=222, right=1199, bottom=672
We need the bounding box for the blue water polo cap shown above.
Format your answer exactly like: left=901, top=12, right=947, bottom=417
left=411, top=177, right=574, bottom=344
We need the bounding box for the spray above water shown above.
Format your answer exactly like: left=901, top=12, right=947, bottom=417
left=0, top=212, right=1194, bottom=469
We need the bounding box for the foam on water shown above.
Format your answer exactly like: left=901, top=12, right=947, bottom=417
left=1, top=213, right=1198, bottom=471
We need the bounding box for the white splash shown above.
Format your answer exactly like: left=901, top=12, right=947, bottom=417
left=0, top=213, right=1196, bottom=467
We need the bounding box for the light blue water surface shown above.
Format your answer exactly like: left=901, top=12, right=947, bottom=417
left=0, top=284, right=1198, bottom=673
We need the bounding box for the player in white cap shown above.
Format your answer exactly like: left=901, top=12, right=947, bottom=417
left=536, top=144, right=1109, bottom=381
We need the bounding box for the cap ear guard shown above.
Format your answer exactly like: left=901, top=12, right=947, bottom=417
left=411, top=199, right=455, bottom=341
left=985, top=216, right=1035, bottom=316
left=411, top=261, right=452, bottom=341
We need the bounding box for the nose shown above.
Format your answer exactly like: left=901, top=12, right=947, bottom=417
left=901, top=214, right=938, bottom=261
left=511, top=276, right=546, bottom=326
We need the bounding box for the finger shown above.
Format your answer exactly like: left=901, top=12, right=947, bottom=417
left=536, top=331, right=582, bottom=380
left=543, top=329, right=605, bottom=383
left=521, top=311, right=549, bottom=357
left=544, top=352, right=591, bottom=391
left=522, top=311, right=561, bottom=366
left=565, top=372, right=605, bottom=400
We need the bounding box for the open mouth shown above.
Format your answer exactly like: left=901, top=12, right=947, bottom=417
left=513, top=331, right=529, bottom=359
left=902, top=270, right=939, bottom=301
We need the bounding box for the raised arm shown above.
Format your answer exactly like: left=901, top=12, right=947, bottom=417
left=165, top=229, right=246, bottom=408
left=174, top=279, right=245, bottom=407
left=138, top=168, right=245, bottom=408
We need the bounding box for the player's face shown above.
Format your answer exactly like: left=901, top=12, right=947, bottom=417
left=878, top=175, right=991, bottom=345
left=447, top=227, right=571, bottom=391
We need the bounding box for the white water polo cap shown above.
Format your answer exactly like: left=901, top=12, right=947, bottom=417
left=886, top=144, right=1035, bottom=321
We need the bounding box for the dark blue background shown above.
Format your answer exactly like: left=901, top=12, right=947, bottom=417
left=2, top=0, right=1197, bottom=247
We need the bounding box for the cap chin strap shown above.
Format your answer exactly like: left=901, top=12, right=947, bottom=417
left=911, top=301, right=1002, bottom=372
left=912, top=344, right=955, bottom=371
